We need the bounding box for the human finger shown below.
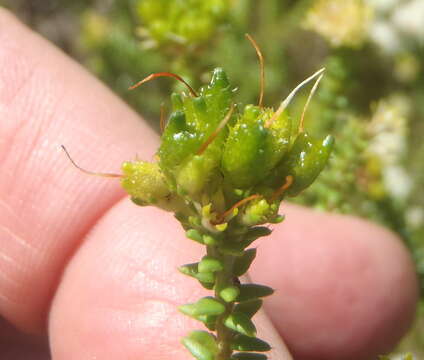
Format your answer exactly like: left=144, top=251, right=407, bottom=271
left=49, top=199, right=293, bottom=360
left=250, top=204, right=419, bottom=360
left=0, top=8, right=157, bottom=332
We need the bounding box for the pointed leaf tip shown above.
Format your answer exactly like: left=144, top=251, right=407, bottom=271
left=186, top=229, right=204, bottom=244
left=198, top=256, right=224, bottom=273
left=224, top=312, right=257, bottom=337
left=231, top=353, right=268, bottom=360
left=234, top=248, right=257, bottom=276
left=237, top=284, right=274, bottom=302
left=231, top=334, right=271, bottom=352
left=180, top=297, right=226, bottom=317
left=182, top=331, right=218, bottom=360
left=234, top=299, right=263, bottom=318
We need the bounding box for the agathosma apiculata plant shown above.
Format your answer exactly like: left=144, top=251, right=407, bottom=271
left=63, top=35, right=333, bottom=360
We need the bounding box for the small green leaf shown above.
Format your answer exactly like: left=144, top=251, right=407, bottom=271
left=195, top=272, right=215, bottom=284
left=234, top=299, right=263, bottom=318
left=159, top=110, right=201, bottom=176
left=231, top=352, right=268, bottom=360
left=195, top=315, right=218, bottom=331
left=237, top=284, right=274, bottom=302
left=179, top=263, right=214, bottom=285
left=194, top=297, right=225, bottom=316
left=182, top=331, right=218, bottom=360
left=245, top=227, right=272, bottom=242
left=198, top=256, right=224, bottom=273
left=269, top=214, right=285, bottom=224
left=224, top=312, right=257, bottom=337
left=231, top=334, right=271, bottom=352
left=219, top=227, right=271, bottom=256
left=234, top=249, right=257, bottom=276
left=199, top=281, right=215, bottom=290
left=178, top=263, right=199, bottom=277
left=179, top=303, right=197, bottom=317
left=220, top=286, right=240, bottom=302
left=272, top=132, right=334, bottom=196
left=203, top=234, right=219, bottom=245
left=186, top=229, right=204, bottom=244
left=179, top=297, right=225, bottom=316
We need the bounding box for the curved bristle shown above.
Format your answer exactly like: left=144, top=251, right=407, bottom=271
left=61, top=145, right=122, bottom=178
left=129, top=72, right=198, bottom=97
left=299, top=73, right=324, bottom=133
left=245, top=34, right=265, bottom=108
left=197, top=104, right=235, bottom=155
left=214, top=194, right=262, bottom=224
left=270, top=175, right=293, bottom=201
left=265, top=68, right=325, bottom=128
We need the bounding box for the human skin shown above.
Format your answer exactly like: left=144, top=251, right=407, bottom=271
left=0, top=8, right=419, bottom=360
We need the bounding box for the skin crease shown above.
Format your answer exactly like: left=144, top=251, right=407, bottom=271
left=0, top=8, right=419, bottom=360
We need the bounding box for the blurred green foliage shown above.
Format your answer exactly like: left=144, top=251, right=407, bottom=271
left=2, top=0, right=424, bottom=356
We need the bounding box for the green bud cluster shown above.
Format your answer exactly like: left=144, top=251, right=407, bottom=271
left=121, top=67, right=333, bottom=360
left=136, top=0, right=230, bottom=46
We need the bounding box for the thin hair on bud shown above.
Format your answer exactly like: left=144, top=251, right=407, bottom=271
left=270, top=175, right=293, bottom=201
left=197, top=104, right=235, bottom=155
left=214, top=194, right=262, bottom=224
left=129, top=72, right=198, bottom=97
left=160, top=103, right=166, bottom=133
left=61, top=145, right=122, bottom=178
left=245, top=34, right=265, bottom=108
left=265, top=68, right=325, bottom=128
left=299, top=73, right=324, bottom=133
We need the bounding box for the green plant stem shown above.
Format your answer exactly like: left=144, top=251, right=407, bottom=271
left=210, top=246, right=236, bottom=360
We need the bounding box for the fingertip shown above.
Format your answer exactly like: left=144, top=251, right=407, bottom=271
left=0, top=7, right=22, bottom=28
left=250, top=204, right=419, bottom=360
left=0, top=5, right=159, bottom=333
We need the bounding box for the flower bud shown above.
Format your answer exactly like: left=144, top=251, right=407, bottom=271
left=222, top=104, right=292, bottom=189
left=273, top=132, right=334, bottom=196
left=121, top=161, right=173, bottom=207
left=239, top=198, right=278, bottom=226
left=159, top=68, right=233, bottom=198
